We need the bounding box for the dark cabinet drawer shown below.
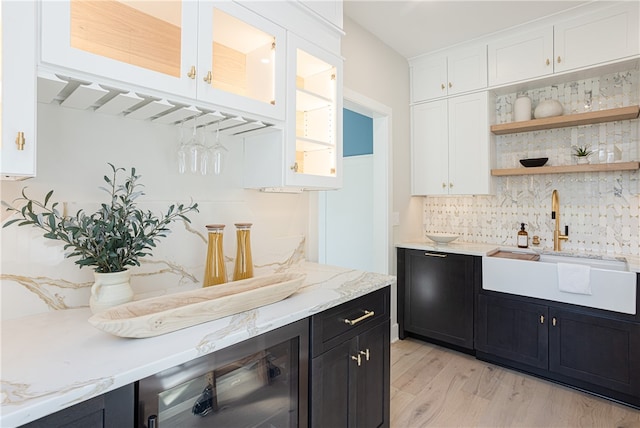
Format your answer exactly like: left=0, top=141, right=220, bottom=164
left=311, top=287, right=390, bottom=358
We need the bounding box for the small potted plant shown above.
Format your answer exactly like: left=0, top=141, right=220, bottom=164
left=572, top=146, right=594, bottom=164
left=3, top=164, right=198, bottom=313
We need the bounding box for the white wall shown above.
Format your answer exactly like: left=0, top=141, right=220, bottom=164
left=342, top=16, right=421, bottom=275
left=0, top=103, right=309, bottom=319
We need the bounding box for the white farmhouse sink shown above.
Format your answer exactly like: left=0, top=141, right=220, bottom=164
left=483, top=249, right=637, bottom=314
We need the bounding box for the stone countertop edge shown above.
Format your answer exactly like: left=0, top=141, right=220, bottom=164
left=395, top=241, right=640, bottom=273
left=0, top=261, right=396, bottom=427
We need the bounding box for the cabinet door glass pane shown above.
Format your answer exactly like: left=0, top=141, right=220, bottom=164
left=70, top=0, right=182, bottom=77
left=296, top=49, right=337, bottom=177
left=148, top=339, right=297, bottom=427
left=211, top=7, right=275, bottom=105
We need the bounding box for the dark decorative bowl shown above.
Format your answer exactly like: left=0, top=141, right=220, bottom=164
left=519, top=157, right=548, bottom=167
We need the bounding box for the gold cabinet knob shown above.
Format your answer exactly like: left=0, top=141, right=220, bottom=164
left=448, top=82, right=452, bottom=88
left=15, top=132, right=26, bottom=151
left=540, top=315, right=545, bottom=324
left=442, top=182, right=447, bottom=189
left=187, top=65, right=196, bottom=79
left=203, top=71, right=212, bottom=84
left=557, top=56, right=562, bottom=63
left=449, top=182, right=453, bottom=188
left=546, top=58, right=550, bottom=66
left=290, top=162, right=299, bottom=172
left=441, top=83, right=445, bottom=90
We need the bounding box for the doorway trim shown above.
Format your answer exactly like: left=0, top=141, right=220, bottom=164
left=318, top=88, right=392, bottom=275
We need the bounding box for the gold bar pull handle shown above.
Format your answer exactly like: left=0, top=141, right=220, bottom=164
left=203, top=71, right=212, bottom=85
left=424, top=252, right=447, bottom=258
left=351, top=354, right=362, bottom=366
left=552, top=317, right=557, bottom=327
left=344, top=310, right=375, bottom=326
left=540, top=315, right=544, bottom=324
left=15, top=132, right=26, bottom=151
left=360, top=349, right=370, bottom=361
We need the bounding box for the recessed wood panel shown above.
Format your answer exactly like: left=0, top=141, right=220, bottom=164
left=212, top=41, right=247, bottom=96
left=70, top=0, right=181, bottom=77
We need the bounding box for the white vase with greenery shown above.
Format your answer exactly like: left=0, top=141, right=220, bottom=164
left=4, top=164, right=199, bottom=313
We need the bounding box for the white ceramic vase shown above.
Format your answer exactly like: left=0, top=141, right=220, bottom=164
left=90, top=269, right=134, bottom=314
left=513, top=93, right=532, bottom=122
left=534, top=99, right=563, bottom=119
left=576, top=156, right=590, bottom=165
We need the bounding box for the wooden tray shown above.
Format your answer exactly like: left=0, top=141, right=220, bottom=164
left=88, top=273, right=306, bottom=338
left=490, top=250, right=540, bottom=261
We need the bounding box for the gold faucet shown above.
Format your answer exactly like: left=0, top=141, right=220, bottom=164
left=551, top=189, right=569, bottom=251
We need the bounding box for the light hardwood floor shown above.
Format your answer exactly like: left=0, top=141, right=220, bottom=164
left=390, top=338, right=640, bottom=427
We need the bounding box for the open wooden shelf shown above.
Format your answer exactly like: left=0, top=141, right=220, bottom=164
left=490, top=105, right=640, bottom=135
left=491, top=161, right=640, bottom=176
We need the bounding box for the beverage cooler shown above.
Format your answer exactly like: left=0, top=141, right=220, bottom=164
left=137, top=319, right=309, bottom=427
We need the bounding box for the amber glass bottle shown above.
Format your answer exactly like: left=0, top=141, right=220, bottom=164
left=233, top=223, right=254, bottom=281
left=203, top=224, right=227, bottom=287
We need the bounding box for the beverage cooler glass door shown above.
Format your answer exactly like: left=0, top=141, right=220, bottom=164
left=138, top=319, right=309, bottom=427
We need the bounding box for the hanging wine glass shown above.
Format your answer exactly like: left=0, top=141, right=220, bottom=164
left=176, top=121, right=188, bottom=174
left=188, top=119, right=203, bottom=175
left=211, top=125, right=228, bottom=176
left=199, top=125, right=212, bottom=176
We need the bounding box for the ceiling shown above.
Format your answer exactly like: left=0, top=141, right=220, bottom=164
left=343, top=0, right=593, bottom=59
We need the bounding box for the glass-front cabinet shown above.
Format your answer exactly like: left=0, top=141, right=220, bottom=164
left=41, top=0, right=199, bottom=97
left=1, top=1, right=37, bottom=178
left=40, top=0, right=285, bottom=120
left=197, top=2, right=285, bottom=119
left=286, top=34, right=342, bottom=189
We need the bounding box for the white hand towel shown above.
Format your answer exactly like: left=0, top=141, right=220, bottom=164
left=557, top=262, right=592, bottom=295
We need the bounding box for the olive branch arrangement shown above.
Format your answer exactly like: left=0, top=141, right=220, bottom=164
left=3, top=164, right=198, bottom=273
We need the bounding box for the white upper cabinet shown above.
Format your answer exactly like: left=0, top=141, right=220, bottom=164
left=411, top=44, right=487, bottom=103
left=40, top=1, right=286, bottom=120
left=1, top=1, right=37, bottom=178
left=41, top=0, right=199, bottom=98
left=197, top=2, right=286, bottom=119
left=488, top=2, right=639, bottom=86
left=488, top=27, right=553, bottom=86
left=554, top=2, right=639, bottom=73
left=244, top=34, right=343, bottom=190
left=411, top=92, right=492, bottom=196
left=411, top=100, right=448, bottom=195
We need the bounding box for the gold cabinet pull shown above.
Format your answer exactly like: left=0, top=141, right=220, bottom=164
left=424, top=252, right=447, bottom=258
left=449, top=182, right=453, bottom=188
left=203, top=71, right=212, bottom=84
left=15, top=132, right=26, bottom=151
left=557, top=56, right=562, bottom=63
left=448, top=82, right=452, bottom=88
left=187, top=65, right=197, bottom=79
left=552, top=317, right=557, bottom=327
left=546, top=58, right=550, bottom=66
left=290, top=162, right=299, bottom=172
left=344, top=310, right=375, bottom=326
left=351, top=354, right=362, bottom=366
left=360, top=349, right=370, bottom=361
left=441, top=83, right=445, bottom=90
left=442, top=182, right=447, bottom=189
left=540, top=315, right=545, bottom=324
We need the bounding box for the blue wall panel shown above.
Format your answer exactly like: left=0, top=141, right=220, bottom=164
left=343, top=109, right=373, bottom=157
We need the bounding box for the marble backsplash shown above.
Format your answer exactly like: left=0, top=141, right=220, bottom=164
left=424, top=70, right=640, bottom=256
left=0, top=104, right=310, bottom=320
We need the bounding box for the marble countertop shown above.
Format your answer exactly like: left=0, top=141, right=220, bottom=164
left=0, top=262, right=396, bottom=427
left=395, top=241, right=640, bottom=273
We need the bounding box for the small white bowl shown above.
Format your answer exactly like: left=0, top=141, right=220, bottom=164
left=426, top=233, right=459, bottom=244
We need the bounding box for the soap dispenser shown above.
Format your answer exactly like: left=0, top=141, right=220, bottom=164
left=517, top=223, right=529, bottom=248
